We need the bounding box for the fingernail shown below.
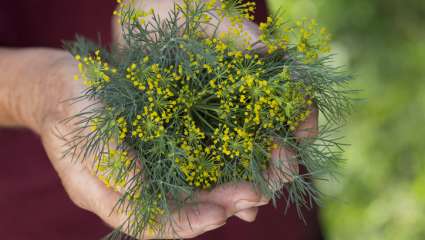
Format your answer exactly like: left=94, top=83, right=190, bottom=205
left=235, top=200, right=268, bottom=211
left=203, top=222, right=226, bottom=232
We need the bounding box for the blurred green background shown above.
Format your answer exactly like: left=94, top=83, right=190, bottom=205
left=266, top=0, right=425, bottom=239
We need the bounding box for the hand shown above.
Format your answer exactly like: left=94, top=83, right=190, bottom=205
left=35, top=1, right=319, bottom=240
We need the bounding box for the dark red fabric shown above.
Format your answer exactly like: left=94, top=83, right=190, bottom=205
left=0, top=1, right=323, bottom=239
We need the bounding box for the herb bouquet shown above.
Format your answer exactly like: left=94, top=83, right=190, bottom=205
left=67, top=0, right=353, bottom=239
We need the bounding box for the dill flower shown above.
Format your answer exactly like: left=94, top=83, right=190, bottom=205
left=65, top=0, right=354, bottom=238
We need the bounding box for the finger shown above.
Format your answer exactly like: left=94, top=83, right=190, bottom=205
left=234, top=207, right=259, bottom=222
left=154, top=202, right=227, bottom=239
left=41, top=121, right=127, bottom=228
left=293, top=107, right=319, bottom=140
left=199, top=6, right=266, bottom=51
left=137, top=0, right=264, bottom=46
left=63, top=161, right=227, bottom=240
left=264, top=146, right=299, bottom=192
left=80, top=171, right=227, bottom=239
left=59, top=166, right=127, bottom=228
left=113, top=0, right=265, bottom=49
left=195, top=181, right=269, bottom=219
left=263, top=108, right=317, bottom=191
left=111, top=0, right=175, bottom=46
left=221, top=21, right=267, bottom=52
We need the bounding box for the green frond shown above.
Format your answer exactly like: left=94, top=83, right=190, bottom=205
left=64, top=0, right=355, bottom=239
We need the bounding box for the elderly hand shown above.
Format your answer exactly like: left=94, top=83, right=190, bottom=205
left=0, top=1, right=320, bottom=239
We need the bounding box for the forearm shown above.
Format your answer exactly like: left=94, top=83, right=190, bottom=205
left=0, top=48, right=74, bottom=134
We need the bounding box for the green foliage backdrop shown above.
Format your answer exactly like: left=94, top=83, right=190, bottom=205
left=267, top=0, right=425, bottom=239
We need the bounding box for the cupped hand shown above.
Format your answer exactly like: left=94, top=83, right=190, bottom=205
left=38, top=1, right=319, bottom=239
left=39, top=56, right=282, bottom=239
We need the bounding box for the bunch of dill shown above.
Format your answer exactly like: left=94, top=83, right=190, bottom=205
left=66, top=0, right=353, bottom=238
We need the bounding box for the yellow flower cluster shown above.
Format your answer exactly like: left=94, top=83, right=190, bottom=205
left=125, top=60, right=177, bottom=141
left=94, top=149, right=131, bottom=191
left=177, top=116, right=222, bottom=188
left=113, top=0, right=154, bottom=25
left=294, top=18, right=331, bottom=62
left=74, top=50, right=114, bottom=88
left=89, top=114, right=128, bottom=143
left=217, top=0, right=256, bottom=24
left=117, top=117, right=128, bottom=141
left=259, top=16, right=291, bottom=54
left=259, top=16, right=331, bottom=61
